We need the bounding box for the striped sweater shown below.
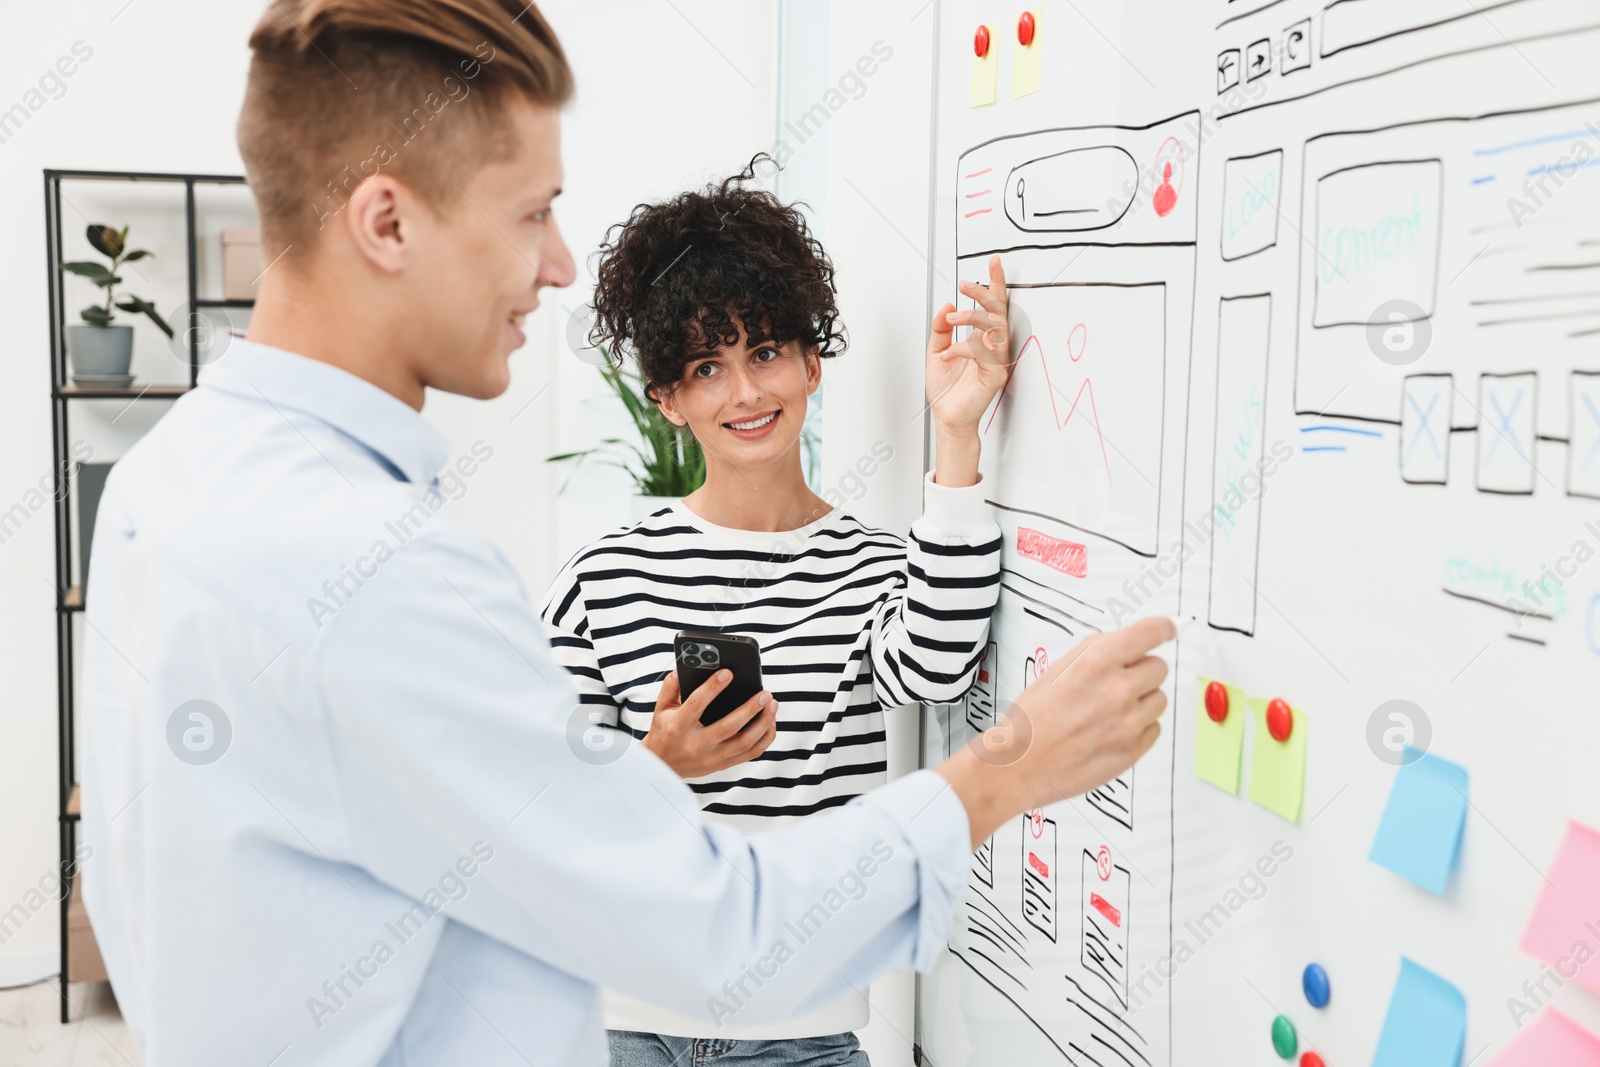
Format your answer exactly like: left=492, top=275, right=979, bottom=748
left=538, top=473, right=1001, bottom=1039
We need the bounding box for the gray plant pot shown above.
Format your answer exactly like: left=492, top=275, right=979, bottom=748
left=66, top=324, right=134, bottom=378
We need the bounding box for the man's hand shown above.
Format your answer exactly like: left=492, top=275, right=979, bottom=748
left=935, top=616, right=1176, bottom=848
left=644, top=670, right=778, bottom=779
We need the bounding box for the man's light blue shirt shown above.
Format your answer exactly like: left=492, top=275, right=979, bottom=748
left=79, top=338, right=971, bottom=1065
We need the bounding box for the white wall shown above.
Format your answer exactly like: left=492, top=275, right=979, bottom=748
left=548, top=0, right=781, bottom=562
left=816, top=4, right=943, bottom=1063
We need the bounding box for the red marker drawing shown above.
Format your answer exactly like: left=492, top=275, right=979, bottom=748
left=1090, top=892, right=1122, bottom=927
left=981, top=329, right=1114, bottom=485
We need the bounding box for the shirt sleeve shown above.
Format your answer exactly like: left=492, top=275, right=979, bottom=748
left=870, top=472, right=1003, bottom=707
left=314, top=523, right=972, bottom=1029
left=538, top=558, right=626, bottom=732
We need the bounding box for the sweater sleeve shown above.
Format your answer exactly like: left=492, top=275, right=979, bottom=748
left=870, top=472, right=1003, bottom=707
left=538, top=559, right=625, bottom=730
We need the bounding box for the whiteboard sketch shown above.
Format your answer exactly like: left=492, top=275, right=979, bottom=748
left=923, top=2, right=1600, bottom=1065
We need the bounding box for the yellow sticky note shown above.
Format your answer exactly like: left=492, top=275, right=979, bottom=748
left=1194, top=678, right=1246, bottom=794
left=970, top=25, right=998, bottom=107
left=1248, top=698, right=1307, bottom=822
left=1011, top=9, right=1043, bottom=99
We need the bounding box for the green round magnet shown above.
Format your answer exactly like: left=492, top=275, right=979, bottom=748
left=1271, top=1015, right=1298, bottom=1059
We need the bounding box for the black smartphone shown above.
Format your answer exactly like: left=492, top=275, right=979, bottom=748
left=674, top=631, right=763, bottom=726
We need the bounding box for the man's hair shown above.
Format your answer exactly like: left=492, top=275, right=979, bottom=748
left=589, top=154, right=847, bottom=396
left=238, top=0, right=573, bottom=255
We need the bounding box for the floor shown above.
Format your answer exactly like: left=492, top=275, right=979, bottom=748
left=0, top=982, right=138, bottom=1066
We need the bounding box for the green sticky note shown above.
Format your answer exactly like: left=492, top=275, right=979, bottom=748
left=1248, top=698, right=1306, bottom=822
left=1194, top=677, right=1246, bottom=794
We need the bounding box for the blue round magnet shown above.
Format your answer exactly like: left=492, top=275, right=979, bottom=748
left=1302, top=962, right=1330, bottom=1008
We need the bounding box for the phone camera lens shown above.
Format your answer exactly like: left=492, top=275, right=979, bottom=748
left=701, top=647, right=720, bottom=665
left=683, top=654, right=701, bottom=667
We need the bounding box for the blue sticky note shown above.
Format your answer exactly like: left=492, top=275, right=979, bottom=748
left=1368, top=749, right=1469, bottom=894
left=1372, top=957, right=1466, bottom=1067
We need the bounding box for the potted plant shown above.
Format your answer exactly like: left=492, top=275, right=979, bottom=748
left=548, top=348, right=821, bottom=521
left=63, top=223, right=173, bottom=385
left=548, top=350, right=707, bottom=519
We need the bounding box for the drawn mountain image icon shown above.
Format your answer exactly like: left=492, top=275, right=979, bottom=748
left=978, top=283, right=1165, bottom=558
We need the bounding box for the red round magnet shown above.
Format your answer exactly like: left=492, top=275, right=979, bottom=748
left=1204, top=681, right=1229, bottom=723
left=974, top=24, right=991, bottom=58
left=1300, top=1053, right=1325, bottom=1067
left=1017, top=11, right=1036, bottom=47
left=1267, top=698, right=1293, bottom=742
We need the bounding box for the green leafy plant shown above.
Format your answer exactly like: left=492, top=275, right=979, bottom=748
left=62, top=224, right=173, bottom=337
left=548, top=350, right=708, bottom=497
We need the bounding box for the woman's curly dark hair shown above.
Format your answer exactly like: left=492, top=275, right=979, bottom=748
left=588, top=154, right=847, bottom=397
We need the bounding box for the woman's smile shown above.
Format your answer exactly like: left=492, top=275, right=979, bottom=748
left=722, top=409, right=781, bottom=440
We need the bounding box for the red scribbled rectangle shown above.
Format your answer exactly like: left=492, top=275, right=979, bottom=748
left=1016, top=527, right=1088, bottom=578
left=1090, top=892, right=1122, bottom=928
left=1028, top=851, right=1050, bottom=880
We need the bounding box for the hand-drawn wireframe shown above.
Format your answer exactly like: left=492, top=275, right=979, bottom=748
left=1023, top=813, right=1058, bottom=943
left=1245, top=38, right=1273, bottom=82
left=937, top=111, right=1194, bottom=1067
left=1478, top=372, right=1539, bottom=495
left=964, top=640, right=998, bottom=732
left=1217, top=49, right=1241, bottom=94
left=1085, top=770, right=1135, bottom=831
left=1220, top=150, right=1284, bottom=261
left=1080, top=846, right=1132, bottom=1008
left=1281, top=19, right=1312, bottom=75
left=979, top=283, right=1168, bottom=558
left=1401, top=373, right=1453, bottom=485
left=924, top=3, right=1600, bottom=1064
left=1209, top=293, right=1272, bottom=636
left=1572, top=371, right=1600, bottom=500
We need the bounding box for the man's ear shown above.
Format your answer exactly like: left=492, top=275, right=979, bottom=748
left=341, top=174, right=412, bottom=274
left=650, top=384, right=688, bottom=427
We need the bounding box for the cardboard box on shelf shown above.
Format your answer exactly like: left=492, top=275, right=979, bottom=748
left=66, top=872, right=108, bottom=983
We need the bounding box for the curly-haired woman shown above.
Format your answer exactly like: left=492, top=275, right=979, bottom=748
left=539, top=158, right=1013, bottom=1067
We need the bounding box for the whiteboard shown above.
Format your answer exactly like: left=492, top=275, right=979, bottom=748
left=918, top=2, right=1600, bottom=1064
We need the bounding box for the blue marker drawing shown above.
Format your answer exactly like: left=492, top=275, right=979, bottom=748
left=1301, top=425, right=1382, bottom=437
left=1474, top=127, right=1600, bottom=155
left=1528, top=157, right=1600, bottom=178
left=1407, top=393, right=1444, bottom=463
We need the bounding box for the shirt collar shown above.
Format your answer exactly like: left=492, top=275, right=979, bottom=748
left=201, top=336, right=450, bottom=487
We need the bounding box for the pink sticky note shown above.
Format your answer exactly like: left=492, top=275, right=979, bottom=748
left=1520, top=821, right=1600, bottom=997
left=1489, top=1007, right=1600, bottom=1066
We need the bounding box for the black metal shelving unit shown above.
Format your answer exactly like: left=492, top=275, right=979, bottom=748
left=45, top=168, right=252, bottom=1022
